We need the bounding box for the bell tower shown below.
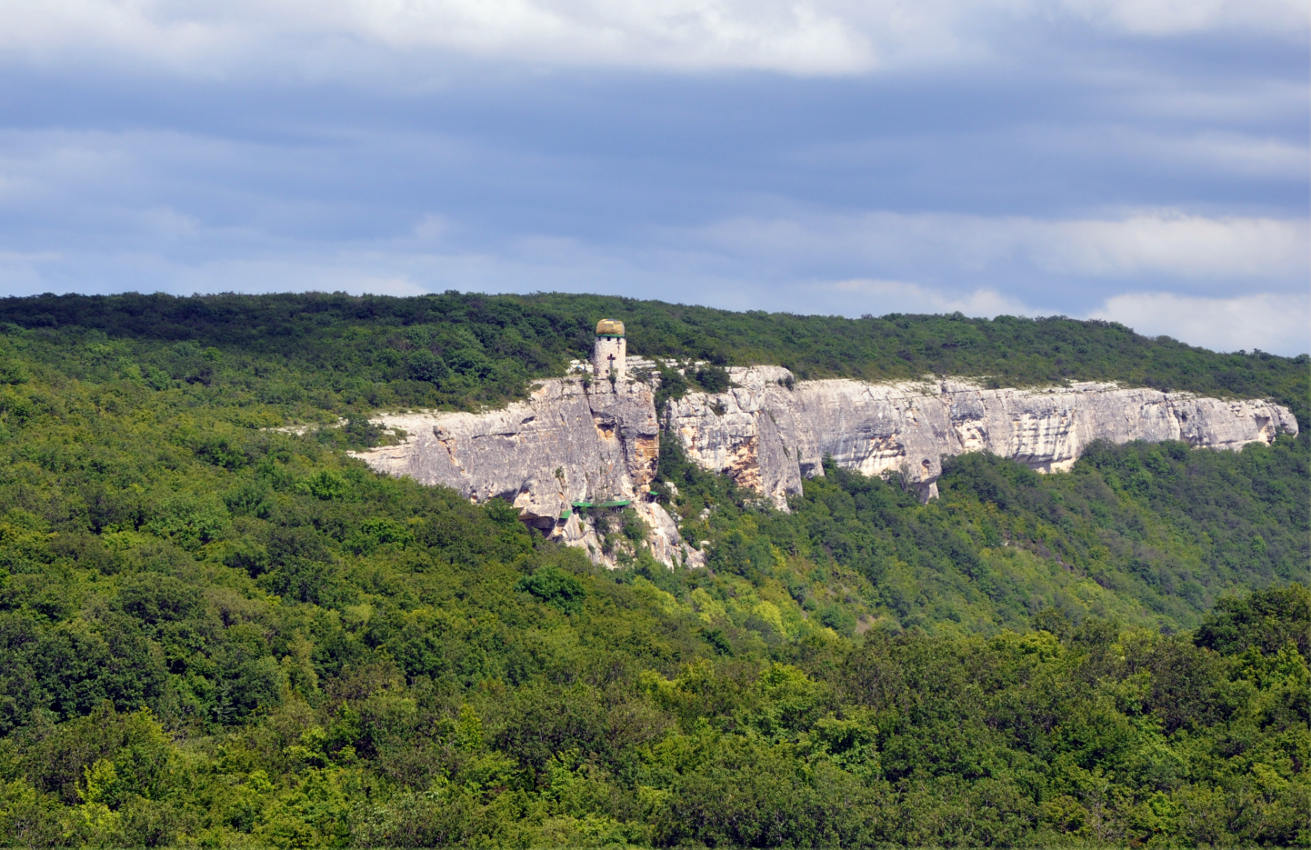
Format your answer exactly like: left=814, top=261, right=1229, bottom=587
left=593, top=319, right=626, bottom=381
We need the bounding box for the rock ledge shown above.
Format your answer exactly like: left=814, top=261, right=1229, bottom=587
left=666, top=368, right=1299, bottom=507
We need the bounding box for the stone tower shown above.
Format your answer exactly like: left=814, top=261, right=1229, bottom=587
left=593, top=318, right=626, bottom=381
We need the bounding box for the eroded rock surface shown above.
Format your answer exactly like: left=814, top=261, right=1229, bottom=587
left=354, top=379, right=702, bottom=568
left=665, top=368, right=1299, bottom=507
left=354, top=367, right=1297, bottom=564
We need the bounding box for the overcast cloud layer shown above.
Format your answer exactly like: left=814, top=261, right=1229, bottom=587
left=1, top=1, right=1308, bottom=354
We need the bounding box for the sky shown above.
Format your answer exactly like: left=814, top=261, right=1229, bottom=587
left=1, top=1, right=1308, bottom=355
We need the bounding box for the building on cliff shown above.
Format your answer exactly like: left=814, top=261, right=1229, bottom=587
left=353, top=365, right=1295, bottom=568
left=593, top=319, right=626, bottom=381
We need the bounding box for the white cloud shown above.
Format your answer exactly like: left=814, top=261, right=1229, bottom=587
left=1, top=0, right=1303, bottom=79
left=695, top=209, right=1310, bottom=287
left=0, top=130, right=141, bottom=203
left=1034, top=213, right=1308, bottom=280
left=135, top=206, right=201, bottom=239
left=411, top=214, right=452, bottom=243
left=67, top=254, right=440, bottom=298
left=1170, top=133, right=1308, bottom=180
left=0, top=0, right=241, bottom=74
left=346, top=1, right=881, bottom=73
left=0, top=251, right=61, bottom=293
left=1016, top=125, right=1311, bottom=180
left=1088, top=291, right=1311, bottom=355
left=336, top=274, right=432, bottom=298
left=0, top=0, right=881, bottom=77
left=812, top=279, right=1311, bottom=356
left=1109, top=76, right=1309, bottom=124
left=821, top=278, right=1044, bottom=317
left=1057, top=0, right=1308, bottom=37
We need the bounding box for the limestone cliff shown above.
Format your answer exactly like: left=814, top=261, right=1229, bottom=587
left=353, top=379, right=701, bottom=568
left=353, top=366, right=1296, bottom=566
left=665, top=367, right=1300, bottom=507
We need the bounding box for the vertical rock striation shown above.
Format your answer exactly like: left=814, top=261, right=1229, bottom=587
left=354, top=366, right=1296, bottom=565
left=353, top=378, right=701, bottom=567
left=664, top=367, right=1299, bottom=507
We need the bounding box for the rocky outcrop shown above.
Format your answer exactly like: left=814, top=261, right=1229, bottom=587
left=353, top=379, right=702, bottom=568
left=353, top=366, right=1297, bottom=565
left=665, top=367, right=1299, bottom=507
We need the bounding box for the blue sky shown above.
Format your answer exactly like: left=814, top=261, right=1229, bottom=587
left=2, top=1, right=1308, bottom=354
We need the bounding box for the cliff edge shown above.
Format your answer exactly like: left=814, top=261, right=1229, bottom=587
left=354, top=378, right=701, bottom=568
left=354, top=367, right=1296, bottom=566
left=666, top=367, right=1299, bottom=507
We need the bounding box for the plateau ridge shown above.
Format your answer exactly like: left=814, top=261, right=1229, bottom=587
left=355, top=365, right=1296, bottom=567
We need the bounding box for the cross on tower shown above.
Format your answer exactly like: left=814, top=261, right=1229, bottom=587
left=594, top=319, right=625, bottom=381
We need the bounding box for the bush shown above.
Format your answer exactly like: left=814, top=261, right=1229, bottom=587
left=516, top=567, right=586, bottom=615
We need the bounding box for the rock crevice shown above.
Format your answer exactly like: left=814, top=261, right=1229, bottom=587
left=354, top=378, right=702, bottom=568
left=665, top=367, right=1299, bottom=507
left=354, top=367, right=1297, bottom=564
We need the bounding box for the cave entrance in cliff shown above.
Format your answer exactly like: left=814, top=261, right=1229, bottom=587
left=523, top=514, right=558, bottom=535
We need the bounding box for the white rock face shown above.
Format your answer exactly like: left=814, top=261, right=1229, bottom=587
left=353, top=378, right=703, bottom=568
left=353, top=366, right=1297, bottom=565
left=665, top=368, right=1299, bottom=507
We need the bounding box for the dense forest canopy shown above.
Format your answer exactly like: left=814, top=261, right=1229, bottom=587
left=0, top=292, right=1307, bottom=846
left=2, top=291, right=1306, bottom=422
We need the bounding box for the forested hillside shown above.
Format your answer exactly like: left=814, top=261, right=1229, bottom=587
left=0, top=292, right=1307, bottom=846
left=2, top=291, right=1305, bottom=421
